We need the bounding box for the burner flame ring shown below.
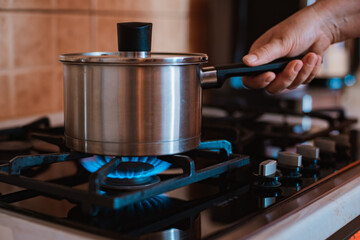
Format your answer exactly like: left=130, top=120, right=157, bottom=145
left=102, top=175, right=161, bottom=191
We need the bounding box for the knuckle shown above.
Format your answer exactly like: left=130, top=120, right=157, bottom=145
left=313, top=67, right=321, bottom=77
left=307, top=72, right=316, bottom=81
left=303, top=64, right=315, bottom=72
left=287, top=84, right=298, bottom=90
left=258, top=46, right=272, bottom=58
left=267, top=88, right=281, bottom=94
left=273, top=37, right=292, bottom=55
left=266, top=83, right=284, bottom=94
left=266, top=88, right=276, bottom=94
left=294, top=69, right=311, bottom=83
left=279, top=74, right=296, bottom=88
left=283, top=71, right=296, bottom=81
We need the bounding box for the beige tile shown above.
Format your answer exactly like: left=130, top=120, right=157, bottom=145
left=14, top=70, right=56, bottom=117
left=94, top=16, right=124, bottom=51
left=9, top=0, right=53, bottom=9
left=54, top=0, right=90, bottom=10
left=55, top=14, right=88, bottom=111
left=0, top=75, right=12, bottom=119
left=91, top=0, right=190, bottom=12
left=150, top=18, right=189, bottom=52
left=0, top=13, right=9, bottom=70
left=13, top=13, right=54, bottom=68
left=0, top=0, right=10, bottom=8
left=55, top=67, right=64, bottom=110
left=56, top=14, right=91, bottom=55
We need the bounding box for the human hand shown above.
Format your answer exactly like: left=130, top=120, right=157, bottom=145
left=242, top=4, right=332, bottom=93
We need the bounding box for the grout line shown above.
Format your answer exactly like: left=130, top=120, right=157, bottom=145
left=51, top=8, right=57, bottom=111
left=0, top=8, right=190, bottom=19
left=89, top=0, right=96, bottom=51
left=90, top=0, right=96, bottom=11
left=0, top=8, right=90, bottom=14
left=0, top=66, right=57, bottom=76
left=7, top=11, right=15, bottom=118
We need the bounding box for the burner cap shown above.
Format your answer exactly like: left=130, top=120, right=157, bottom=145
left=102, top=175, right=160, bottom=191
left=0, top=141, right=33, bottom=152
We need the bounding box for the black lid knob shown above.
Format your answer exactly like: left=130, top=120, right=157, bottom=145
left=117, top=22, right=152, bottom=52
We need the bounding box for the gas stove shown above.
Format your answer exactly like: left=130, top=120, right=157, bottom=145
left=0, top=105, right=358, bottom=239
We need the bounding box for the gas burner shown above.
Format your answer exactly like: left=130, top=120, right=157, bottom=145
left=80, top=155, right=171, bottom=190
left=102, top=162, right=161, bottom=190
left=114, top=161, right=154, bottom=176
left=103, top=175, right=161, bottom=191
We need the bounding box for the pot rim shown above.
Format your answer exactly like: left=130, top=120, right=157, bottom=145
left=59, top=52, right=208, bottom=65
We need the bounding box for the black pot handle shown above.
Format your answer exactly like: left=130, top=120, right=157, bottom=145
left=201, top=56, right=303, bottom=89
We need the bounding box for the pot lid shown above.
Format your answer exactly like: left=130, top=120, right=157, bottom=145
left=59, top=22, right=208, bottom=65
left=59, top=52, right=208, bottom=65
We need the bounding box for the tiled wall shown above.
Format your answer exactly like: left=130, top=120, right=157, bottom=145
left=0, top=0, right=208, bottom=120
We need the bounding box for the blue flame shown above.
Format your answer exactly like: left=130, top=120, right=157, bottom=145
left=80, top=155, right=171, bottom=179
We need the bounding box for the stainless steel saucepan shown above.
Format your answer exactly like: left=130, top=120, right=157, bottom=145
left=60, top=22, right=298, bottom=156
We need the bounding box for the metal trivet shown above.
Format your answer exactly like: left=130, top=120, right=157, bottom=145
left=0, top=148, right=249, bottom=215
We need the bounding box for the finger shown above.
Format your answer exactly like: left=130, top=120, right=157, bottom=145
left=288, top=53, right=318, bottom=89
left=303, top=55, right=322, bottom=84
left=242, top=72, right=276, bottom=89
left=265, top=60, right=303, bottom=94
left=242, top=39, right=286, bottom=66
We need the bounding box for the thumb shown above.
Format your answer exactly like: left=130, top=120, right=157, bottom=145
left=243, top=40, right=287, bottom=66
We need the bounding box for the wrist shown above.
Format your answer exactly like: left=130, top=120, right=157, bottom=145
left=311, top=0, right=340, bottom=43
left=312, top=0, right=360, bottom=43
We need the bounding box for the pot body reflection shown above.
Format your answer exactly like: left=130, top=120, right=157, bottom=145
left=63, top=63, right=202, bottom=156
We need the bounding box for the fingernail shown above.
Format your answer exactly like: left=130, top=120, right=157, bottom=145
left=294, top=62, right=302, bottom=73
left=244, top=54, right=258, bottom=63
left=306, top=55, right=317, bottom=66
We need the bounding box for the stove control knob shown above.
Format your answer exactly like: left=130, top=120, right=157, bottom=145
left=259, top=160, right=277, bottom=177
left=296, top=145, right=319, bottom=159
left=314, top=138, right=337, bottom=163
left=253, top=160, right=281, bottom=189
left=329, top=134, right=352, bottom=161
left=296, top=145, right=319, bottom=171
left=314, top=138, right=336, bottom=153
left=277, top=152, right=302, bottom=180
left=330, top=134, right=350, bottom=147
left=278, top=152, right=302, bottom=167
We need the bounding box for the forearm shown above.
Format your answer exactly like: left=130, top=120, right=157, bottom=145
left=313, top=0, right=360, bottom=42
